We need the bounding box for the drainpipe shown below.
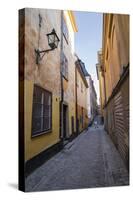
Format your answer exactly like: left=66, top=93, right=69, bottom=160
left=75, top=65, right=78, bottom=135
left=103, top=67, right=106, bottom=106
left=102, top=66, right=107, bottom=129
left=59, top=10, right=64, bottom=140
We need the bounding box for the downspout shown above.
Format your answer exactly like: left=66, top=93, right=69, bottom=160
left=103, top=70, right=107, bottom=105
left=102, top=68, right=107, bottom=130
left=59, top=10, right=64, bottom=140
left=102, top=14, right=107, bottom=107
left=102, top=14, right=107, bottom=128
left=75, top=65, right=78, bottom=135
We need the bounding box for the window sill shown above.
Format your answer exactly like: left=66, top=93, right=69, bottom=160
left=31, top=129, right=52, bottom=138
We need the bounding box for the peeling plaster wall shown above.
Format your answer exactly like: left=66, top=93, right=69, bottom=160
left=22, top=8, right=61, bottom=161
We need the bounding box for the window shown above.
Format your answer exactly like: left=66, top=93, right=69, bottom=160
left=76, top=79, right=80, bottom=87
left=63, top=17, right=69, bottom=43
left=32, top=85, right=52, bottom=137
left=81, top=82, right=83, bottom=93
left=62, top=52, right=68, bottom=80
left=111, top=25, right=115, bottom=48
left=106, top=48, right=108, bottom=60
left=108, top=15, right=113, bottom=38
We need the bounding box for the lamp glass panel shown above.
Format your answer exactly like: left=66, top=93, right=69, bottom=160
left=48, top=34, right=55, bottom=44
left=54, top=39, right=58, bottom=48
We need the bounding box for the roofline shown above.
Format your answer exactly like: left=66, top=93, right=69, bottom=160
left=85, top=73, right=91, bottom=77
left=67, top=11, right=78, bottom=32
left=75, top=60, right=88, bottom=88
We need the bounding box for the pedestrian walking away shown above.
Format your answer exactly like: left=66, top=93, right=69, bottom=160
left=94, top=120, right=98, bottom=128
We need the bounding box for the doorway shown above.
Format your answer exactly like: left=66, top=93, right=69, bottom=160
left=63, top=104, right=68, bottom=139
left=82, top=107, right=84, bottom=128
left=71, top=116, right=74, bottom=134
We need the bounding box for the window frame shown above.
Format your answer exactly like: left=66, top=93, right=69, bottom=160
left=62, top=52, right=68, bottom=81
left=106, top=48, right=108, bottom=61
left=31, top=85, right=52, bottom=138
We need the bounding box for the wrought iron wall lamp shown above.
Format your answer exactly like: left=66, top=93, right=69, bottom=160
left=35, top=28, right=60, bottom=64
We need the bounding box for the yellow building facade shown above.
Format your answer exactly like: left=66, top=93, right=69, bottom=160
left=19, top=8, right=78, bottom=173
left=60, top=11, right=78, bottom=140
left=96, top=50, right=105, bottom=118
left=97, top=13, right=129, bottom=168
left=75, top=59, right=89, bottom=133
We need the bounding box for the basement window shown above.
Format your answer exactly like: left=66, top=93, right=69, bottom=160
left=31, top=85, right=52, bottom=137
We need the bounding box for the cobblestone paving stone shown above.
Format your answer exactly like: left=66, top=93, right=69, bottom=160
left=25, top=124, right=129, bottom=192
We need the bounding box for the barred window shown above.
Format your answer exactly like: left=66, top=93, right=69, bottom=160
left=62, top=53, right=68, bottom=80
left=32, top=85, right=52, bottom=137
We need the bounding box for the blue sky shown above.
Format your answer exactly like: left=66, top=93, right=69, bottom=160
left=74, top=11, right=103, bottom=104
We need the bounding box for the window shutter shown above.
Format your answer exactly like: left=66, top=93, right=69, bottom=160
left=63, top=17, right=69, bottom=43
left=32, top=85, right=52, bottom=136
left=43, top=91, right=51, bottom=131
left=62, top=53, right=68, bottom=80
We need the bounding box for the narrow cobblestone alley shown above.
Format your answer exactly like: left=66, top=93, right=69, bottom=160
left=25, top=119, right=129, bottom=192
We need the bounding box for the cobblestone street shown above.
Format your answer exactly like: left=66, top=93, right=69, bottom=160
left=25, top=123, right=129, bottom=192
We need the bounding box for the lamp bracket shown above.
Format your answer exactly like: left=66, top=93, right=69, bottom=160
left=35, top=48, right=55, bottom=64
